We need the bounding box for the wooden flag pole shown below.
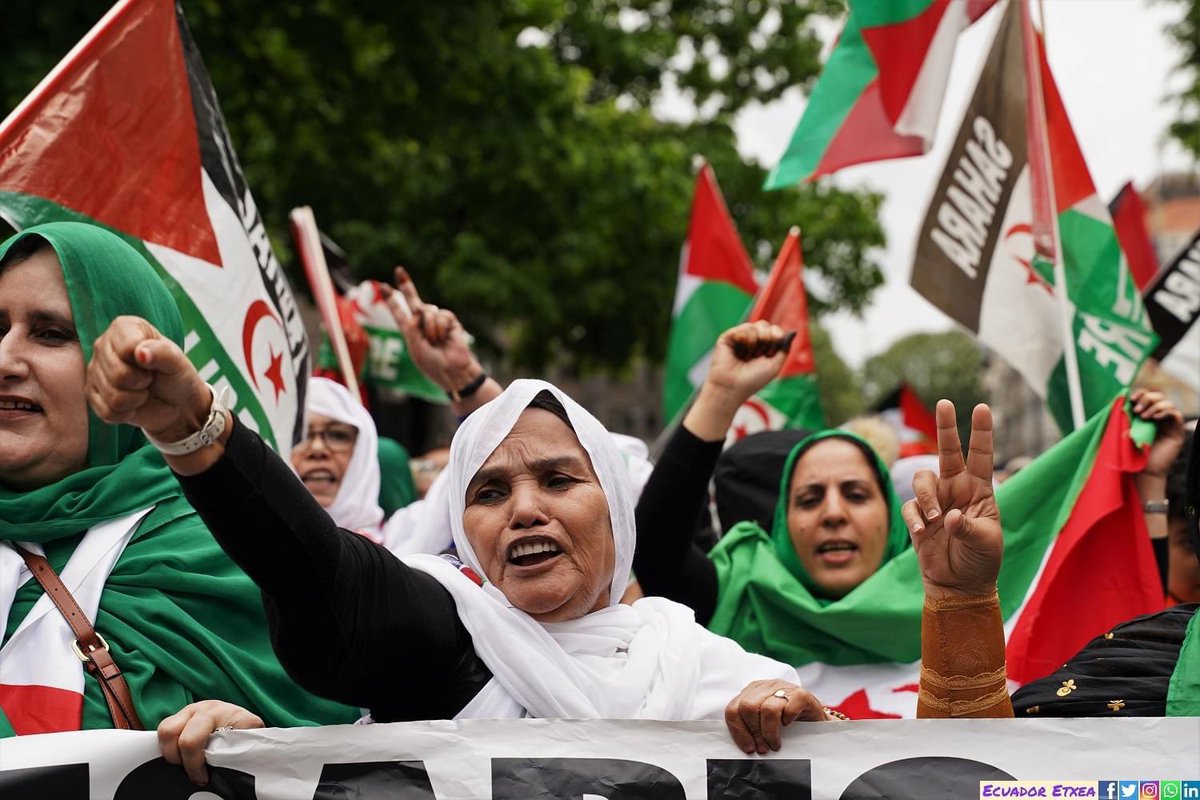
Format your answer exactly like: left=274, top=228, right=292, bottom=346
left=289, top=206, right=362, bottom=402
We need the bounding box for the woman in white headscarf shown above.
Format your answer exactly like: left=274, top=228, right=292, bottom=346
left=291, top=377, right=384, bottom=536
left=85, top=318, right=834, bottom=784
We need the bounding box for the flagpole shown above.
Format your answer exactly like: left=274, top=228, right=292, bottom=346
left=1023, top=0, right=1085, bottom=429
left=289, top=206, right=363, bottom=402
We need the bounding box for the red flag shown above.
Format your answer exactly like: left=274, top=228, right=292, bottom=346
left=727, top=227, right=826, bottom=439
left=1109, top=182, right=1160, bottom=290
left=747, top=227, right=816, bottom=378
left=876, top=384, right=938, bottom=457
left=1005, top=398, right=1162, bottom=684
left=682, top=164, right=758, bottom=293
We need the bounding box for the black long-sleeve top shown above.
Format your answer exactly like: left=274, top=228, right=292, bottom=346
left=176, top=418, right=491, bottom=722
left=633, top=425, right=723, bottom=625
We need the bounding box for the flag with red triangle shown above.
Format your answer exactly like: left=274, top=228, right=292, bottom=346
left=764, top=0, right=998, bottom=188
left=0, top=0, right=307, bottom=453
left=727, top=228, right=825, bottom=443
left=663, top=163, right=759, bottom=423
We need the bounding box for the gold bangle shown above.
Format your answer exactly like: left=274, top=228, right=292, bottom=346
left=924, top=590, right=1000, bottom=612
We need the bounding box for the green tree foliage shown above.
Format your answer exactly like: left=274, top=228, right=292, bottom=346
left=861, top=330, right=985, bottom=441
left=1162, top=0, right=1200, bottom=158
left=0, top=0, right=884, bottom=375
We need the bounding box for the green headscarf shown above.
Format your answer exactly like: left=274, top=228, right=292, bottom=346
left=708, top=429, right=914, bottom=665
left=377, top=436, right=417, bottom=516
left=0, top=222, right=184, bottom=537
left=0, top=222, right=356, bottom=735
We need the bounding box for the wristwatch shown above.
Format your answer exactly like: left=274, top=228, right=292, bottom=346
left=1142, top=498, right=1169, bottom=514
left=147, top=384, right=232, bottom=455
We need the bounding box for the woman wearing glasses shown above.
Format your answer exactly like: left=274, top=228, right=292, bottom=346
left=291, top=377, right=391, bottom=540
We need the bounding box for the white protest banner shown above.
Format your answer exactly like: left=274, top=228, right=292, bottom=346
left=0, top=718, right=1196, bottom=799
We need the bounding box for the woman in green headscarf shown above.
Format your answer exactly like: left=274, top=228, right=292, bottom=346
left=0, top=221, right=356, bottom=737
left=634, top=321, right=911, bottom=668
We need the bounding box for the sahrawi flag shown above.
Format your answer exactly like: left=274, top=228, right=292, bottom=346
left=764, top=0, right=998, bottom=188
left=793, top=397, right=1161, bottom=719
left=726, top=227, right=825, bottom=444
left=316, top=280, right=446, bottom=404
left=663, top=163, right=758, bottom=424
left=910, top=0, right=1156, bottom=433
left=0, top=0, right=307, bottom=453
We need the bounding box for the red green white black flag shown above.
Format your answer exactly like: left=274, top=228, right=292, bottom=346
left=0, top=0, right=308, bottom=453
left=909, top=0, right=1156, bottom=433
left=764, top=0, right=998, bottom=188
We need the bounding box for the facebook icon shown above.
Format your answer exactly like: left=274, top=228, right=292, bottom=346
left=1100, top=782, right=1119, bottom=800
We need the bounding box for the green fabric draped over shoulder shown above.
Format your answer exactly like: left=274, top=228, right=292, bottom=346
left=708, top=429, right=915, bottom=666
left=1168, top=607, right=1200, bottom=716
left=0, top=222, right=356, bottom=736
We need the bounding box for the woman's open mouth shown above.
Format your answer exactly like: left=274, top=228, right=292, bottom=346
left=815, top=540, right=858, bottom=566
left=300, top=469, right=337, bottom=487
left=507, top=537, right=562, bottom=568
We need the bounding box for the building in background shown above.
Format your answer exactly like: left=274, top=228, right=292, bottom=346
left=1144, top=172, right=1200, bottom=264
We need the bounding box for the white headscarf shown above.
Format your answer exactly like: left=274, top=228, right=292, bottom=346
left=304, top=377, right=384, bottom=533
left=406, top=379, right=799, bottom=721
left=381, top=432, right=652, bottom=558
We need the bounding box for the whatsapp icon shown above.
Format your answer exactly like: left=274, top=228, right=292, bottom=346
left=1161, top=781, right=1181, bottom=800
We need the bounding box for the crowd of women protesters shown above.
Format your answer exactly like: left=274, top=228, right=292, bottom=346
left=0, top=221, right=1196, bottom=787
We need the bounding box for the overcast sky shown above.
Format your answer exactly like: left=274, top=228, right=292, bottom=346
left=731, top=0, right=1198, bottom=383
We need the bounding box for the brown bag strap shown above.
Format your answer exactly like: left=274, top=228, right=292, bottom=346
left=13, top=545, right=144, bottom=730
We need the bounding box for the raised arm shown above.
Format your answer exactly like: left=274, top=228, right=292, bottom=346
left=381, top=266, right=503, bottom=417
left=634, top=321, right=789, bottom=624
left=85, top=317, right=487, bottom=717
left=902, top=400, right=1012, bottom=718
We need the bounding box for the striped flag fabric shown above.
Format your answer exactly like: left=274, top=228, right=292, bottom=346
left=791, top=397, right=1161, bottom=719
left=0, top=0, right=308, bottom=453
left=727, top=228, right=825, bottom=444
left=764, top=0, right=998, bottom=188
left=1108, top=182, right=1160, bottom=291
left=875, top=383, right=939, bottom=457
left=663, top=163, right=758, bottom=424
left=909, top=0, right=1156, bottom=434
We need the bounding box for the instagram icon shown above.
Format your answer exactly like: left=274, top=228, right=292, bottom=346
left=1143, top=783, right=1162, bottom=800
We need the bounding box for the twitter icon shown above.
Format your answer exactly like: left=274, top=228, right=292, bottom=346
left=1120, top=783, right=1141, bottom=799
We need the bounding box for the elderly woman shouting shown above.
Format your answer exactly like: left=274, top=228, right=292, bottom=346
left=85, top=317, right=835, bottom=782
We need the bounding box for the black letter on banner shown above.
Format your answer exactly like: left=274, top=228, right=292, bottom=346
left=493, top=758, right=685, bottom=799
left=839, top=757, right=1014, bottom=799
left=311, top=761, right=437, bottom=799
left=0, top=763, right=88, bottom=799
left=707, top=759, right=812, bottom=799
left=113, top=757, right=257, bottom=799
